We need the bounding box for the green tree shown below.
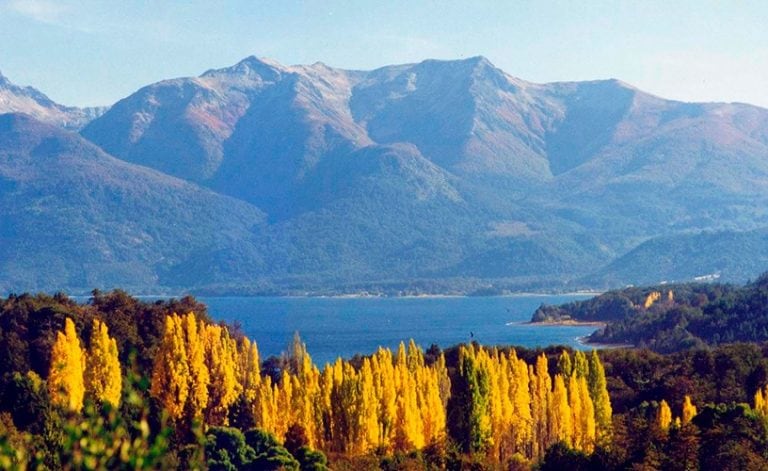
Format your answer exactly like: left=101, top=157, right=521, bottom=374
left=448, top=346, right=491, bottom=453
left=588, top=350, right=613, bottom=447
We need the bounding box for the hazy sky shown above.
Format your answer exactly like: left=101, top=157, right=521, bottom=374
left=1, top=0, right=766, bottom=107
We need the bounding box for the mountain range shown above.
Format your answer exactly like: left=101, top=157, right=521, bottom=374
left=0, top=71, right=105, bottom=130
left=2, top=56, right=768, bottom=295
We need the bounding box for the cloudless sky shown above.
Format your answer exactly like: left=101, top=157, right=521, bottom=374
left=1, top=0, right=766, bottom=107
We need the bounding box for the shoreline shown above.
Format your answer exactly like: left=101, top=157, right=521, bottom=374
left=577, top=336, right=634, bottom=349
left=528, top=319, right=635, bottom=349
left=58, top=290, right=604, bottom=300
left=525, top=320, right=607, bottom=327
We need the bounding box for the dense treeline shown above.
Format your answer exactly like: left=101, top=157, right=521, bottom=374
left=1, top=291, right=768, bottom=469
left=532, top=273, right=768, bottom=352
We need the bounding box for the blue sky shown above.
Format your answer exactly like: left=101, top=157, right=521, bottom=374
left=1, top=0, right=766, bottom=107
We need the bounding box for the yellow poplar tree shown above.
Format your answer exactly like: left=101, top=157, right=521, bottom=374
left=422, top=367, right=446, bottom=446
left=551, top=374, right=572, bottom=446
left=150, top=315, right=190, bottom=420
left=657, top=400, right=672, bottom=432
left=84, top=319, right=122, bottom=407
left=356, top=358, right=380, bottom=453
left=292, top=363, right=321, bottom=448
left=274, top=370, right=294, bottom=439
left=183, top=313, right=209, bottom=420
left=755, top=386, right=768, bottom=417
left=755, top=388, right=766, bottom=414
left=238, top=337, right=261, bottom=407
left=394, top=343, right=425, bottom=451
left=509, top=350, right=532, bottom=455
left=373, top=348, right=397, bottom=450
left=493, top=353, right=514, bottom=460
left=568, top=373, right=583, bottom=450
left=531, top=354, right=552, bottom=459
left=255, top=375, right=277, bottom=434
left=681, top=395, right=697, bottom=425
left=406, top=339, right=424, bottom=372
left=644, top=291, right=661, bottom=309
left=318, top=363, right=335, bottom=450
left=578, top=375, right=596, bottom=452
left=203, top=324, right=241, bottom=425
left=49, top=318, right=86, bottom=412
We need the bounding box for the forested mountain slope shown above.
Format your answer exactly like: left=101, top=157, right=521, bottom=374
left=0, top=114, right=265, bottom=293
left=2, top=56, right=768, bottom=292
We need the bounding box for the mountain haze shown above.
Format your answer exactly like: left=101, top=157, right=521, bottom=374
left=3, top=56, right=768, bottom=293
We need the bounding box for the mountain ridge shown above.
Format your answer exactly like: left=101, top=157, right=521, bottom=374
left=3, top=56, right=768, bottom=293
left=0, top=70, right=107, bottom=130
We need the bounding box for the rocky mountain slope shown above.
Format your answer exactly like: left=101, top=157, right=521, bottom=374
left=2, top=56, right=768, bottom=293
left=0, top=71, right=105, bottom=130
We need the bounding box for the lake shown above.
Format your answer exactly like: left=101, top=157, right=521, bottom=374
left=199, top=294, right=597, bottom=366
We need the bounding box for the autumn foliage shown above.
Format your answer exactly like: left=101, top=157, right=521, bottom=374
left=149, top=314, right=451, bottom=455
left=142, top=312, right=615, bottom=465
left=49, top=318, right=122, bottom=412
left=6, top=291, right=768, bottom=469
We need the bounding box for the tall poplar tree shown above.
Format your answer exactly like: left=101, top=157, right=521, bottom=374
left=84, top=319, right=122, bottom=407
left=183, top=313, right=209, bottom=420
left=203, top=324, right=241, bottom=425
left=357, top=358, right=380, bottom=453
left=578, top=375, right=596, bottom=452
left=755, top=386, right=768, bottom=417
left=681, top=395, right=697, bottom=425
left=531, top=354, right=552, bottom=459
left=657, top=400, right=672, bottom=432
left=150, top=315, right=190, bottom=420
left=568, top=373, right=584, bottom=450
left=49, top=317, right=86, bottom=412
left=551, top=374, right=572, bottom=446
left=588, top=350, right=612, bottom=446
left=509, top=350, right=532, bottom=455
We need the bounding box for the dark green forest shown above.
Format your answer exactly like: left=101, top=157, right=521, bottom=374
left=533, top=273, right=768, bottom=353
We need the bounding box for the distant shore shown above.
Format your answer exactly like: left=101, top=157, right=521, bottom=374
left=577, top=336, right=634, bottom=349
left=310, top=291, right=602, bottom=299
left=527, top=320, right=635, bottom=349
left=60, top=289, right=604, bottom=299
left=526, top=319, right=607, bottom=327
left=527, top=319, right=636, bottom=349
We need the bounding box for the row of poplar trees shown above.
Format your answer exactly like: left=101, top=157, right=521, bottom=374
left=48, top=318, right=122, bottom=411
left=149, top=313, right=449, bottom=454
left=49, top=312, right=613, bottom=461
left=450, top=345, right=612, bottom=462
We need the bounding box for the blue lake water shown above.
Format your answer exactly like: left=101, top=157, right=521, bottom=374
left=198, top=295, right=597, bottom=367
